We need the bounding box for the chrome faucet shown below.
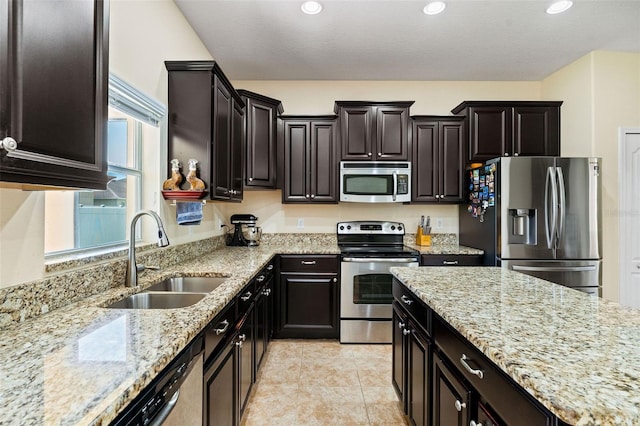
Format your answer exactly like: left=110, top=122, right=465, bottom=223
left=125, top=210, right=170, bottom=287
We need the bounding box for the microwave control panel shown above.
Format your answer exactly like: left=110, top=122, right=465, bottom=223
left=397, top=175, right=409, bottom=194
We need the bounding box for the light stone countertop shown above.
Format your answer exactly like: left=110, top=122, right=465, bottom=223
left=391, top=266, right=640, bottom=426
left=0, top=241, right=338, bottom=426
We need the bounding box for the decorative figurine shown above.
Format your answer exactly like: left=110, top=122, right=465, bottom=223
left=162, top=158, right=182, bottom=190
left=187, top=158, right=205, bottom=191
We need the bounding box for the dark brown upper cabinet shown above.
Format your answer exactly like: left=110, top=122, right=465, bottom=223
left=451, top=101, right=562, bottom=163
left=237, top=90, right=283, bottom=189
left=411, top=116, right=465, bottom=203
left=280, top=115, right=338, bottom=203
left=0, top=0, right=109, bottom=190
left=334, top=101, right=414, bottom=161
left=165, top=61, right=245, bottom=201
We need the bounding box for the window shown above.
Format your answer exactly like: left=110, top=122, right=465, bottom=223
left=44, top=74, right=165, bottom=256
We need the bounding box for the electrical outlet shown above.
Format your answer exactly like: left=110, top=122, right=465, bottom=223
left=435, top=218, right=444, bottom=229
left=297, top=218, right=304, bottom=229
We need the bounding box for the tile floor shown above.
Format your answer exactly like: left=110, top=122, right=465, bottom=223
left=241, top=339, right=409, bottom=426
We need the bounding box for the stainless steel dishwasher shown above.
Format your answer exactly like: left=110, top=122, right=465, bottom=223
left=111, top=336, right=204, bottom=426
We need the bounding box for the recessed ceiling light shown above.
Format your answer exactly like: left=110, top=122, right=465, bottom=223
left=546, top=0, right=573, bottom=14
left=301, top=1, right=323, bottom=15
left=423, top=1, right=446, bottom=15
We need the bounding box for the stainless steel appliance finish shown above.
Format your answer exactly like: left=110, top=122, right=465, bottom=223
left=340, top=161, right=411, bottom=203
left=338, top=221, right=419, bottom=343
left=111, top=338, right=204, bottom=426
left=459, top=157, right=602, bottom=295
left=226, top=214, right=260, bottom=246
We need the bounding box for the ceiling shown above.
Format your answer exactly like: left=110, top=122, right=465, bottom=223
left=174, top=0, right=640, bottom=81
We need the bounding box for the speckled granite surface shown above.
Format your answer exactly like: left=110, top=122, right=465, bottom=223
left=0, top=234, right=480, bottom=425
left=0, top=238, right=341, bottom=425
left=392, top=266, right=640, bottom=426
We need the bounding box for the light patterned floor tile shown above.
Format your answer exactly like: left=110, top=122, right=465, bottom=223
left=243, top=340, right=407, bottom=425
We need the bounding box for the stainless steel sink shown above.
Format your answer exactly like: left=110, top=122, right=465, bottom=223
left=145, top=276, right=228, bottom=293
left=106, top=292, right=205, bottom=309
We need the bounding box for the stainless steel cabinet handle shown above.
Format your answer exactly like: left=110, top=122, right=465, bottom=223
left=305, top=194, right=310, bottom=198
left=378, top=152, right=382, bottom=156
left=236, top=340, right=243, bottom=348
left=435, top=195, right=440, bottom=199
left=443, top=260, right=458, bottom=265
left=249, top=177, right=253, bottom=181
left=368, top=152, right=372, bottom=157
left=332, top=277, right=337, bottom=282
left=214, top=319, right=230, bottom=335
left=238, top=334, right=246, bottom=342
left=261, top=288, right=271, bottom=296
left=460, top=354, right=484, bottom=379
left=398, top=322, right=405, bottom=329
left=301, top=260, right=316, bottom=265
left=240, top=291, right=252, bottom=301
left=267, top=264, right=274, bottom=271
left=401, top=295, right=413, bottom=305
left=310, top=194, right=315, bottom=199
left=455, top=400, right=466, bottom=412
left=470, top=421, right=483, bottom=426
left=0, top=137, right=18, bottom=152
left=256, top=275, right=266, bottom=282
left=403, top=329, right=411, bottom=336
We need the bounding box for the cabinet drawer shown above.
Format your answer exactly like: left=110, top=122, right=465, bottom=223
left=421, top=254, right=482, bottom=267
left=279, top=254, right=339, bottom=273
left=204, top=300, right=236, bottom=364
left=392, top=280, right=431, bottom=336
left=433, top=316, right=553, bottom=426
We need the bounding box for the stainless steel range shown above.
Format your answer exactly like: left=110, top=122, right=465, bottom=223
left=338, top=221, right=419, bottom=344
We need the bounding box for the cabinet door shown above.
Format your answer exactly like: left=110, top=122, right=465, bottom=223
left=245, top=98, right=276, bottom=188
left=468, top=106, right=510, bottom=162
left=392, top=305, right=408, bottom=410
left=433, top=352, right=471, bottom=426
left=204, top=341, right=236, bottom=426
left=439, top=121, right=464, bottom=202
left=212, top=76, right=232, bottom=199
left=376, top=105, right=409, bottom=160
left=412, top=121, right=438, bottom=202
left=254, top=282, right=267, bottom=373
left=474, top=401, right=504, bottom=426
left=0, top=0, right=109, bottom=190
left=230, top=100, right=244, bottom=201
left=512, top=105, right=560, bottom=157
left=340, top=106, right=373, bottom=160
left=309, top=120, right=337, bottom=202
left=278, top=273, right=339, bottom=338
left=282, top=120, right=310, bottom=202
left=408, top=321, right=431, bottom=426
left=238, top=309, right=254, bottom=417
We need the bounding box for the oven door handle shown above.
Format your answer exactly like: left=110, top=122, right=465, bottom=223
left=342, top=257, right=418, bottom=263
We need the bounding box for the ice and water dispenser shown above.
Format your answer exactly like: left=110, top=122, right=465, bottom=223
left=508, top=209, right=536, bottom=245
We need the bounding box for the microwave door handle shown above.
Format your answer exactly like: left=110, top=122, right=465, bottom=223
left=392, top=171, right=397, bottom=202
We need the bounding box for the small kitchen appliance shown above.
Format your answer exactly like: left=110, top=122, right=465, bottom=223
left=338, top=221, right=419, bottom=343
left=226, top=214, right=261, bottom=246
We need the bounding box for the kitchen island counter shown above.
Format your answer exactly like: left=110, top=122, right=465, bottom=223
left=392, top=266, right=640, bottom=426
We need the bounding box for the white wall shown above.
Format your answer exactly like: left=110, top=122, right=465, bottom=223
left=542, top=51, right=640, bottom=302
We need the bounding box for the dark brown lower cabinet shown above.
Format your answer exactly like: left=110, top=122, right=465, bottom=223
left=432, top=351, right=471, bottom=426
left=237, top=308, right=254, bottom=417
left=275, top=255, right=339, bottom=339
left=204, top=338, right=236, bottom=426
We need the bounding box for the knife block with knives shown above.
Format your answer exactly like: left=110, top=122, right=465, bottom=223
left=416, top=215, right=432, bottom=246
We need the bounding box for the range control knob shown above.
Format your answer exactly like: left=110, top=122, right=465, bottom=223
left=339, top=225, right=344, bottom=230
left=391, top=225, right=396, bottom=230
left=347, top=225, right=351, bottom=230
left=398, top=226, right=403, bottom=231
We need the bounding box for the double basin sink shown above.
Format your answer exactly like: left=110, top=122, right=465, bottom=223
left=106, top=276, right=228, bottom=309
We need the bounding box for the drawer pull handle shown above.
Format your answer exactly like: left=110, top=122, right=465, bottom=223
left=455, top=400, right=466, bottom=412
left=240, top=291, right=252, bottom=301
left=470, top=421, right=483, bottom=426
left=256, top=275, right=266, bottom=282
left=401, top=295, right=413, bottom=305
left=398, top=322, right=405, bottom=329
left=460, top=354, right=484, bottom=379
left=403, top=329, right=411, bottom=336
left=443, top=260, right=458, bottom=265
left=267, top=264, right=274, bottom=271
left=301, top=260, right=316, bottom=265
left=214, top=319, right=230, bottom=335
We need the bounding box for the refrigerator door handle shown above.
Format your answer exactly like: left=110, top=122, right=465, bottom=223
left=512, top=265, right=597, bottom=272
left=545, top=167, right=557, bottom=249
left=556, top=166, right=566, bottom=246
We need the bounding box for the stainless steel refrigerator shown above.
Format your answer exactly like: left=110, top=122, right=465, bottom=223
left=459, top=157, right=602, bottom=295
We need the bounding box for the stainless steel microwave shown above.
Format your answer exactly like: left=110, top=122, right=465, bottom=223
left=340, top=161, right=411, bottom=203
